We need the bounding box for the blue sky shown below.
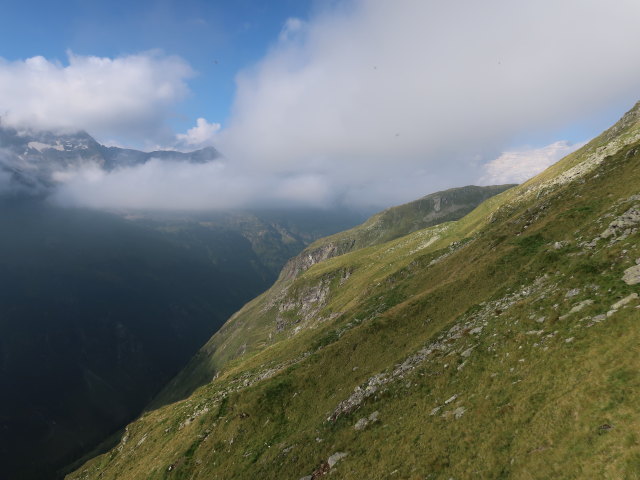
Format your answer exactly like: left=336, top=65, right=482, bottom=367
left=0, top=0, right=315, bottom=134
left=2, top=1, right=640, bottom=210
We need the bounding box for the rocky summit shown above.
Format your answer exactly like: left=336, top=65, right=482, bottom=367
left=68, top=101, right=640, bottom=479
left=0, top=121, right=220, bottom=194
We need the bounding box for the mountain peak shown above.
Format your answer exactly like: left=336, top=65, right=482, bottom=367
left=617, top=99, right=640, bottom=128
left=601, top=99, right=640, bottom=142
left=0, top=125, right=222, bottom=195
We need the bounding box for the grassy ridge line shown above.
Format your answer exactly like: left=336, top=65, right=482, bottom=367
left=153, top=101, right=639, bottom=409
left=278, top=184, right=516, bottom=281
left=69, top=101, right=640, bottom=479
left=151, top=185, right=514, bottom=407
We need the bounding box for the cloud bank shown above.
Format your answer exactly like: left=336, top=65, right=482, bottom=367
left=479, top=141, right=585, bottom=185
left=0, top=51, right=193, bottom=145
left=213, top=0, right=640, bottom=206
left=7, top=0, right=640, bottom=210
left=52, top=160, right=333, bottom=210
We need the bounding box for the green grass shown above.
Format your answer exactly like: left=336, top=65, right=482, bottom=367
left=68, top=102, right=640, bottom=480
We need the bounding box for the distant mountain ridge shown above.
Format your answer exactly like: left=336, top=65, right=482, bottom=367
left=279, top=184, right=516, bottom=281
left=0, top=121, right=220, bottom=193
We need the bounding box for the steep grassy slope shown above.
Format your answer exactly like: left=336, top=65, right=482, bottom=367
left=153, top=185, right=514, bottom=406
left=278, top=185, right=515, bottom=281
left=69, top=102, right=640, bottom=479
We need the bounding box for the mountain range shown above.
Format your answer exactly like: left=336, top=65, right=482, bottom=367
left=66, top=101, right=640, bottom=479
left=0, top=121, right=220, bottom=194
left=0, top=123, right=514, bottom=479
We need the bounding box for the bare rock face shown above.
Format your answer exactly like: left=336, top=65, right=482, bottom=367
left=601, top=206, right=640, bottom=240
left=275, top=277, right=332, bottom=332
left=327, top=452, right=348, bottom=468
left=354, top=411, right=380, bottom=431
left=279, top=241, right=352, bottom=281
left=611, top=293, right=639, bottom=310
left=623, top=264, right=640, bottom=285
left=301, top=452, right=348, bottom=479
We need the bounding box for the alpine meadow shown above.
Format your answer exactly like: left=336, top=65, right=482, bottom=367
left=68, top=103, right=640, bottom=479
left=2, top=1, right=640, bottom=479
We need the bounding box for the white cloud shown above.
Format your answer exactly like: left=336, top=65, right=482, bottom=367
left=13, top=1, right=640, bottom=211
left=279, top=17, right=306, bottom=42
left=479, top=141, right=585, bottom=185
left=176, top=118, right=221, bottom=148
left=52, top=159, right=334, bottom=210
left=0, top=51, right=193, bottom=144
left=213, top=0, right=640, bottom=207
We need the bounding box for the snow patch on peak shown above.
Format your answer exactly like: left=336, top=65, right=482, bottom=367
left=28, top=141, right=65, bottom=152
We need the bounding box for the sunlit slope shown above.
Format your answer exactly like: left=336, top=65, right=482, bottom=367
left=153, top=184, right=514, bottom=406
left=278, top=184, right=516, bottom=281
left=70, top=101, right=640, bottom=479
